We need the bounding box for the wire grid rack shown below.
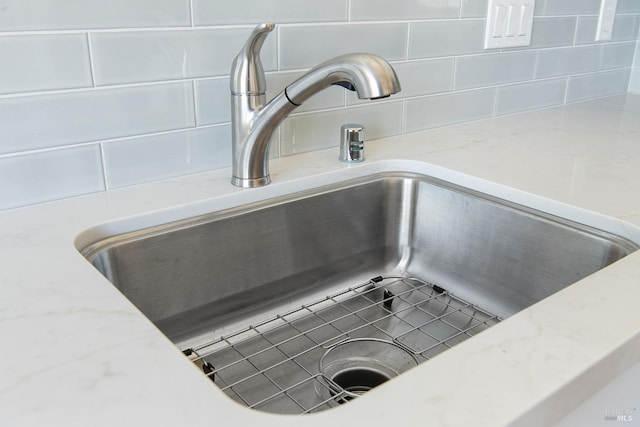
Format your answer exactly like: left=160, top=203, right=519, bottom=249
left=189, top=276, right=501, bottom=414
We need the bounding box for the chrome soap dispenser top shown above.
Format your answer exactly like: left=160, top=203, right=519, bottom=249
left=340, top=124, right=366, bottom=163
left=230, top=22, right=401, bottom=188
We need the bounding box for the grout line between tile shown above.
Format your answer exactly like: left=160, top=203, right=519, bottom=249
left=98, top=142, right=110, bottom=190
left=85, top=32, right=97, bottom=87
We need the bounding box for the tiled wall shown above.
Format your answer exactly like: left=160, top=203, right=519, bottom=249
left=630, top=33, right=640, bottom=92
left=1, top=0, right=640, bottom=211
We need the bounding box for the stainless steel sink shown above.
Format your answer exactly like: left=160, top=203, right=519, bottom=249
left=79, top=172, right=638, bottom=414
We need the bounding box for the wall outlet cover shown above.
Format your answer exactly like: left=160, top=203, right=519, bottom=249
left=595, top=0, right=618, bottom=41
left=484, top=0, right=536, bottom=49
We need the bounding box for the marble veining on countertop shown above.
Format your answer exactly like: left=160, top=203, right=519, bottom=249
left=2, top=95, right=640, bottom=427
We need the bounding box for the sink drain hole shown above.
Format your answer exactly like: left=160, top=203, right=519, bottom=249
left=331, top=368, right=390, bottom=401
left=319, top=338, right=418, bottom=404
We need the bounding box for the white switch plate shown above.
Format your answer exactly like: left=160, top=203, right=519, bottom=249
left=484, top=0, right=536, bottom=49
left=595, top=0, right=618, bottom=41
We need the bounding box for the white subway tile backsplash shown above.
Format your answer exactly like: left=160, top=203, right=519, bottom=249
left=575, top=17, right=601, bottom=45
left=0, top=0, right=190, bottom=31
left=404, top=88, right=495, bottom=133
left=536, top=43, right=634, bottom=81
left=103, top=126, right=230, bottom=188
left=409, top=20, right=485, bottom=59
left=194, top=78, right=231, bottom=126
left=567, top=70, right=631, bottom=103
left=618, top=0, right=640, bottom=13
left=454, top=51, right=537, bottom=90
left=0, top=35, right=92, bottom=95
left=529, top=17, right=577, bottom=48
left=461, top=0, right=488, bottom=18
left=0, top=145, right=104, bottom=211
left=193, top=0, right=347, bottom=25
left=629, top=69, right=640, bottom=94
left=611, top=15, right=640, bottom=42
left=280, top=102, right=403, bottom=155
left=602, top=43, right=637, bottom=69
left=279, top=24, right=408, bottom=70
left=536, top=45, right=603, bottom=78
left=495, top=79, right=567, bottom=116
left=91, top=29, right=277, bottom=86
left=534, top=0, right=600, bottom=16
left=576, top=15, right=640, bottom=45
left=1, top=1, right=638, bottom=210
left=0, top=83, right=195, bottom=154
left=632, top=41, right=640, bottom=93
left=350, top=0, right=460, bottom=21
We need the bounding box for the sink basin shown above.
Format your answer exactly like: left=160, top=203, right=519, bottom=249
left=79, top=171, right=638, bottom=414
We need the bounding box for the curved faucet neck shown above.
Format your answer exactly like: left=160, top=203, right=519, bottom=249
left=231, top=91, right=296, bottom=188
left=230, top=23, right=401, bottom=188
left=286, top=53, right=401, bottom=105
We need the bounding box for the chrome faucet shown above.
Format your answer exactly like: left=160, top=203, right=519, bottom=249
left=230, top=22, right=401, bottom=187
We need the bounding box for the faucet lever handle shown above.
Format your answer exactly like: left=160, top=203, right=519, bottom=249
left=230, top=22, right=275, bottom=96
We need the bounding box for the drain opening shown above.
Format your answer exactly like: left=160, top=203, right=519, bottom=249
left=319, top=338, right=418, bottom=404
left=330, top=367, right=390, bottom=402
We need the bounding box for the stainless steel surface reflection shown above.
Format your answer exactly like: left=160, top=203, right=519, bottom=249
left=80, top=172, right=638, bottom=413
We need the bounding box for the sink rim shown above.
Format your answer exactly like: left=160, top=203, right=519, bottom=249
left=78, top=169, right=640, bottom=338
left=78, top=167, right=640, bottom=260
left=72, top=160, right=640, bottom=419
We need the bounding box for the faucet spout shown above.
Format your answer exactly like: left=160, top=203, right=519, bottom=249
left=230, top=23, right=401, bottom=188
left=285, top=53, right=401, bottom=105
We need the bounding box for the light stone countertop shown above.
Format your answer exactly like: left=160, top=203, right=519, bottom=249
left=2, top=95, right=640, bottom=427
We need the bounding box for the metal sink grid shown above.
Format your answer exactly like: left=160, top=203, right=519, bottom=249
left=187, top=275, right=501, bottom=414
left=80, top=172, right=638, bottom=414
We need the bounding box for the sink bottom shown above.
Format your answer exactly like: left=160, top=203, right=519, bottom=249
left=80, top=171, right=638, bottom=415
left=184, top=275, right=501, bottom=414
